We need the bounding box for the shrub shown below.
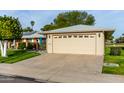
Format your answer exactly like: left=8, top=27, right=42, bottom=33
left=27, top=43, right=34, bottom=50
left=39, top=43, right=46, bottom=50
left=110, top=47, right=121, bottom=56
left=18, top=42, right=26, bottom=49
left=122, top=47, right=124, bottom=50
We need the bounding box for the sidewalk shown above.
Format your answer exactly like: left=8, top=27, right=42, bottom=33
left=0, top=63, right=124, bottom=83
left=0, top=55, right=124, bottom=83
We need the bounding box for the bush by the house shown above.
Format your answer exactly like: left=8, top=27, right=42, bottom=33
left=110, top=47, right=121, bottom=56
left=27, top=43, right=34, bottom=50
left=122, top=47, right=124, bottom=50
left=18, top=42, right=26, bottom=49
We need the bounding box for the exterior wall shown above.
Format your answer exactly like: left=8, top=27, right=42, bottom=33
left=46, top=32, right=105, bottom=56
left=8, top=41, right=11, bottom=48
left=22, top=39, right=26, bottom=42
left=46, top=34, right=53, bottom=53
left=22, top=38, right=46, bottom=43
left=7, top=38, right=46, bottom=49
left=15, top=41, right=19, bottom=49
left=96, top=32, right=104, bottom=56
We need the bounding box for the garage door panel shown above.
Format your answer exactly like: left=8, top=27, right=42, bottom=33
left=53, top=34, right=96, bottom=55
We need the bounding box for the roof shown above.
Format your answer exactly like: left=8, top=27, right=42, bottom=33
left=23, top=31, right=36, bottom=35
left=22, top=31, right=46, bottom=39
left=42, top=25, right=115, bottom=34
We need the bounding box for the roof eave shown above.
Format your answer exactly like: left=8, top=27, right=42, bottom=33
left=41, top=29, right=115, bottom=34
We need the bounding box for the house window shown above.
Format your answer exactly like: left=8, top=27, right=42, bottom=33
left=68, top=35, right=72, bottom=38
left=59, top=35, right=62, bottom=38
left=90, top=36, right=94, bottom=38
left=74, top=35, right=77, bottom=38
left=63, top=35, right=67, bottom=38
left=84, top=35, right=89, bottom=38
left=54, top=36, right=58, bottom=38
left=79, top=35, right=83, bottom=38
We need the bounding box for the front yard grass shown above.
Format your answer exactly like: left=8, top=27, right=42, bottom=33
left=102, top=47, right=124, bottom=75
left=0, top=49, right=40, bottom=64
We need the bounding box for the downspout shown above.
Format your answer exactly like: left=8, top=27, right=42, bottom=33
left=95, top=33, right=97, bottom=55
left=52, top=34, right=53, bottom=53
left=103, top=31, right=105, bottom=56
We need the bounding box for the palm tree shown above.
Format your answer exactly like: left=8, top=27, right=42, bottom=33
left=30, top=21, right=35, bottom=31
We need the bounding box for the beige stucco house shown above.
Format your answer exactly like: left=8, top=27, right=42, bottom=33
left=43, top=25, right=115, bottom=56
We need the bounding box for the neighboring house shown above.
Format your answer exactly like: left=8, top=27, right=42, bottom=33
left=22, top=31, right=46, bottom=48
left=8, top=31, right=46, bottom=49
left=43, top=25, right=115, bottom=55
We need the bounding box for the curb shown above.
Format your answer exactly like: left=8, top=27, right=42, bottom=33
left=0, top=72, right=56, bottom=83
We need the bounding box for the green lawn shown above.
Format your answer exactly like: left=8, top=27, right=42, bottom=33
left=102, top=47, right=124, bottom=75
left=106, top=43, right=124, bottom=47
left=0, top=49, right=40, bottom=64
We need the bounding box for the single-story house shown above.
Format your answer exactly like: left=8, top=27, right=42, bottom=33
left=22, top=31, right=45, bottom=44
left=43, top=25, right=115, bottom=55
left=8, top=31, right=46, bottom=49
left=21, top=31, right=46, bottom=49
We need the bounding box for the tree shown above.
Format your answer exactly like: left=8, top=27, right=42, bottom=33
left=41, top=11, right=95, bottom=31
left=30, top=20, right=35, bottom=31
left=104, top=31, right=114, bottom=42
left=114, top=33, right=124, bottom=43
left=0, top=15, right=22, bottom=57
left=23, top=27, right=33, bottom=32
left=41, top=23, right=57, bottom=31
left=115, top=35, right=124, bottom=43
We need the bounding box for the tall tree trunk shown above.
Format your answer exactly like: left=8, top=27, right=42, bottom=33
left=3, top=40, right=7, bottom=57
left=0, top=40, right=8, bottom=57
left=0, top=40, right=4, bottom=57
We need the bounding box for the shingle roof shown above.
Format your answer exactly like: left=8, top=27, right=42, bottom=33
left=43, top=25, right=115, bottom=34
left=22, top=31, right=46, bottom=39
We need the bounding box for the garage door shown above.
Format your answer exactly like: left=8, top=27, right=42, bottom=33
left=52, top=34, right=96, bottom=55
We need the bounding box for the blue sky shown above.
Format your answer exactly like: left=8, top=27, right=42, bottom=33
left=0, top=10, right=123, bottom=38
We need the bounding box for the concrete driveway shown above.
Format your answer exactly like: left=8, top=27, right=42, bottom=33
left=15, top=54, right=104, bottom=74
left=0, top=54, right=124, bottom=82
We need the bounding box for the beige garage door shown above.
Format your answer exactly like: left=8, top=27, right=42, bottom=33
left=52, top=34, right=96, bottom=55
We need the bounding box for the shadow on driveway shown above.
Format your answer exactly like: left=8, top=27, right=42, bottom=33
left=0, top=75, right=41, bottom=83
